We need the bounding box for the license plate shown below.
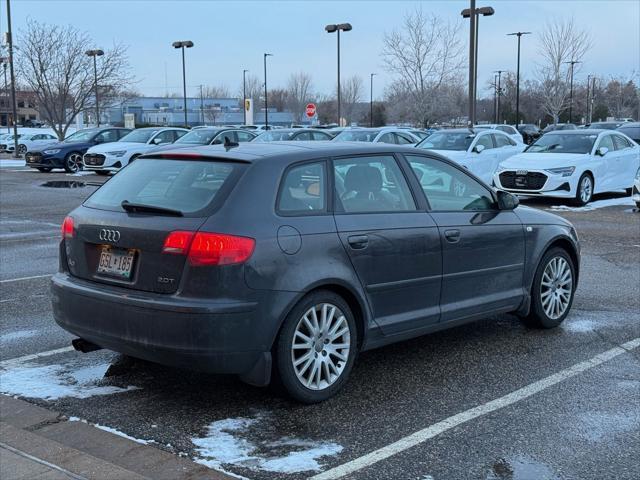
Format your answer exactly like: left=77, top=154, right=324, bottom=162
left=97, top=247, right=135, bottom=278
left=515, top=176, right=527, bottom=187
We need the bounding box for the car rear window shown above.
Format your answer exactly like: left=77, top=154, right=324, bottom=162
left=84, top=158, right=242, bottom=216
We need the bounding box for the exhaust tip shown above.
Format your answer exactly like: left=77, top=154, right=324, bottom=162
left=72, top=338, right=102, bottom=353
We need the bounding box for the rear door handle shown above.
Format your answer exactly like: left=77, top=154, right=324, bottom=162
left=444, top=229, right=460, bottom=243
left=348, top=235, right=369, bottom=249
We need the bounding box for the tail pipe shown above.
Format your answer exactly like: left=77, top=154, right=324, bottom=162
left=72, top=338, right=102, bottom=353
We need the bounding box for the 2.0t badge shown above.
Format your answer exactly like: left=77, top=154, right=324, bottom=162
left=99, top=229, right=121, bottom=243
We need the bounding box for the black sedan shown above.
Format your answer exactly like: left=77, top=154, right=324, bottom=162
left=517, top=124, right=542, bottom=144
left=252, top=128, right=334, bottom=142
left=52, top=142, right=580, bottom=403
left=25, top=127, right=131, bottom=173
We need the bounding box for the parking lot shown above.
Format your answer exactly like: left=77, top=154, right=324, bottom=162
left=1, top=160, right=639, bottom=480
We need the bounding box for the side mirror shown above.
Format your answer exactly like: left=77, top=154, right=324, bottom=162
left=152, top=137, right=163, bottom=145
left=596, top=146, right=609, bottom=156
left=496, top=190, right=519, bottom=210
left=473, top=144, right=485, bottom=154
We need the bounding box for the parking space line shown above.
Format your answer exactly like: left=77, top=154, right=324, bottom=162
left=0, top=346, right=75, bottom=366
left=0, top=274, right=53, bottom=284
left=311, top=337, right=640, bottom=480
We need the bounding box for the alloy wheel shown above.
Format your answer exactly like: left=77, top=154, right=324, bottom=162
left=66, top=153, right=83, bottom=173
left=579, top=176, right=592, bottom=203
left=18, top=145, right=27, bottom=155
left=540, top=256, right=573, bottom=320
left=291, top=303, right=351, bottom=390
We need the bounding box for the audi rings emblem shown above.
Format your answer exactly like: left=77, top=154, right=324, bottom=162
left=99, top=229, right=121, bottom=243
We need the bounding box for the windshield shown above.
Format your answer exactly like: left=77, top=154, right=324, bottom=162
left=84, top=159, right=241, bottom=215
left=526, top=134, right=598, bottom=154
left=119, top=129, right=160, bottom=143
left=253, top=131, right=295, bottom=142
left=416, top=132, right=474, bottom=151
left=64, top=129, right=98, bottom=142
left=333, top=130, right=379, bottom=142
left=175, top=129, right=221, bottom=145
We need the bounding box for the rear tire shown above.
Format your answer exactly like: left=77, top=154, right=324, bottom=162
left=275, top=290, right=358, bottom=403
left=527, top=247, right=576, bottom=329
left=573, top=173, right=593, bottom=206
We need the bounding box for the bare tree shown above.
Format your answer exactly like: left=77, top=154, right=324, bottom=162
left=381, top=7, right=464, bottom=126
left=236, top=73, right=262, bottom=105
left=286, top=72, right=313, bottom=123
left=341, top=75, right=363, bottom=124
left=536, top=18, right=591, bottom=123
left=203, top=85, right=231, bottom=98
left=16, top=20, right=132, bottom=139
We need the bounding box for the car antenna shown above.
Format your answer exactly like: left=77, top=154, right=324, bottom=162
left=223, top=136, right=239, bottom=150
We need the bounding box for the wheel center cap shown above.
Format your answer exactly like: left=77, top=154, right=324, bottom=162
left=314, top=341, right=323, bottom=352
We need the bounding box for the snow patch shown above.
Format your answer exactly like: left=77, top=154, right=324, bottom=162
left=192, top=416, right=343, bottom=474
left=0, top=361, right=138, bottom=400
left=0, top=329, right=39, bottom=342
left=563, top=318, right=597, bottom=333
left=548, top=196, right=634, bottom=212
left=94, top=424, right=155, bottom=445
left=0, top=159, right=27, bottom=168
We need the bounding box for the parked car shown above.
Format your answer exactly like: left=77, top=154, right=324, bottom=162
left=25, top=127, right=132, bottom=173
left=6, top=132, right=58, bottom=155
left=474, top=124, right=524, bottom=144
left=252, top=128, right=333, bottom=142
left=332, top=127, right=420, bottom=145
left=517, top=124, right=542, bottom=145
left=542, top=123, right=577, bottom=133
left=587, top=121, right=624, bottom=130
left=52, top=142, right=580, bottom=403
left=494, top=130, right=640, bottom=205
left=616, top=122, right=640, bottom=143
left=0, top=133, right=22, bottom=152
left=148, top=127, right=257, bottom=153
left=83, top=127, right=188, bottom=175
left=414, top=128, right=525, bottom=185
left=22, top=119, right=45, bottom=128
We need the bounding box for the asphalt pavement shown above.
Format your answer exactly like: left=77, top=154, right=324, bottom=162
left=1, top=161, right=639, bottom=480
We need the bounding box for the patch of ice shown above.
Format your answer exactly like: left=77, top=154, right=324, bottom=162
left=0, top=362, right=138, bottom=400
left=0, top=329, right=39, bottom=342
left=548, top=196, right=634, bottom=212
left=563, top=319, right=597, bottom=333
left=192, top=416, right=343, bottom=474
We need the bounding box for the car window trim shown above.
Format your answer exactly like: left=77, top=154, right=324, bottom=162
left=275, top=158, right=331, bottom=218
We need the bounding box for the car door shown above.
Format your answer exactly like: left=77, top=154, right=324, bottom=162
left=404, top=153, right=525, bottom=322
left=468, top=133, right=498, bottom=184
left=332, top=154, right=442, bottom=334
left=593, top=134, right=617, bottom=190
left=612, top=134, right=639, bottom=189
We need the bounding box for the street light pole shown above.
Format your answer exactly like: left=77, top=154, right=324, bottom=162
left=85, top=49, right=104, bottom=127
left=243, top=69, right=248, bottom=125
left=172, top=40, right=194, bottom=128
left=494, top=70, right=505, bottom=123
left=586, top=74, right=591, bottom=124
left=199, top=84, right=204, bottom=125
left=0, top=59, right=8, bottom=133
left=264, top=53, right=272, bottom=128
left=370, top=73, right=376, bottom=127
left=325, top=23, right=352, bottom=126
left=6, top=0, right=19, bottom=156
left=565, top=60, right=580, bottom=124
left=462, top=6, right=494, bottom=122
left=507, top=31, right=531, bottom=126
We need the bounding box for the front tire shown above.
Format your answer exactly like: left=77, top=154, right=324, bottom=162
left=527, top=247, right=576, bottom=328
left=574, top=173, right=593, bottom=206
left=18, top=144, right=27, bottom=155
left=275, top=291, right=358, bottom=403
left=63, top=152, right=83, bottom=173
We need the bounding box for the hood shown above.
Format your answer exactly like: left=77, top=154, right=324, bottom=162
left=500, top=152, right=588, bottom=170
left=30, top=140, right=92, bottom=152
left=86, top=141, right=148, bottom=154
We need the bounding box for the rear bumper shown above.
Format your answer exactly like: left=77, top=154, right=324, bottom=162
left=51, top=272, right=283, bottom=381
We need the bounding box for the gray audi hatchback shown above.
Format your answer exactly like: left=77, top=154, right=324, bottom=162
left=52, top=142, right=580, bottom=403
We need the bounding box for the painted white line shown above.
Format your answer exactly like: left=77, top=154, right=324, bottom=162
left=311, top=337, right=640, bottom=480
left=0, top=346, right=75, bottom=366
left=0, top=274, right=53, bottom=284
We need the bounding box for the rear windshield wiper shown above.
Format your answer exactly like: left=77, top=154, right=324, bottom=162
left=121, top=200, right=183, bottom=216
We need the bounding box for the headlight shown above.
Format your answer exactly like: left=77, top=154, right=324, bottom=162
left=43, top=149, right=61, bottom=155
left=107, top=150, right=126, bottom=157
left=545, top=166, right=575, bottom=177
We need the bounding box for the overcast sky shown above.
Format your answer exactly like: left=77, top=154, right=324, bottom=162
left=4, top=0, right=640, bottom=99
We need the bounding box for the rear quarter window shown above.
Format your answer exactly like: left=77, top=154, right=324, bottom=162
left=84, top=158, right=244, bottom=216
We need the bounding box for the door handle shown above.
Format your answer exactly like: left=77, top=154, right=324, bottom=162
left=348, top=235, right=369, bottom=249
left=444, top=229, right=461, bottom=243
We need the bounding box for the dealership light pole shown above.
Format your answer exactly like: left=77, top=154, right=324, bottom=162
left=5, top=0, right=19, bottom=156
left=263, top=53, right=272, bottom=128
left=462, top=5, right=494, bottom=122
left=0, top=58, right=8, bottom=133
left=172, top=40, right=194, bottom=128
left=507, top=31, right=531, bottom=126
left=325, top=23, right=352, bottom=126
left=85, top=49, right=104, bottom=127
left=565, top=60, right=580, bottom=123
left=494, top=70, right=505, bottom=123
left=243, top=69, right=249, bottom=125
left=370, top=73, right=376, bottom=127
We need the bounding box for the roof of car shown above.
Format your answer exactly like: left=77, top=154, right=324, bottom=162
left=433, top=128, right=491, bottom=135
left=545, top=129, right=608, bottom=135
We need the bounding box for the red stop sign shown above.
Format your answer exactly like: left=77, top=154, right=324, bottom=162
left=305, top=103, right=316, bottom=118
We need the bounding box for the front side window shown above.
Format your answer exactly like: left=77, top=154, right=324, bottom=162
left=333, top=156, right=416, bottom=213
left=417, top=132, right=475, bottom=151
left=277, top=162, right=326, bottom=214
left=236, top=131, right=255, bottom=142
left=64, top=129, right=99, bottom=143
left=474, top=134, right=494, bottom=150
left=494, top=134, right=514, bottom=147
left=597, top=135, right=615, bottom=152
left=175, top=129, right=219, bottom=145
left=406, top=155, right=495, bottom=211
left=120, top=129, right=159, bottom=144
left=395, top=133, right=414, bottom=145
left=152, top=130, right=175, bottom=145
left=95, top=129, right=118, bottom=143
left=377, top=132, right=395, bottom=144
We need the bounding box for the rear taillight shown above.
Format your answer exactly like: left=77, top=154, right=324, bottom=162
left=163, top=231, right=255, bottom=266
left=61, top=216, right=74, bottom=239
